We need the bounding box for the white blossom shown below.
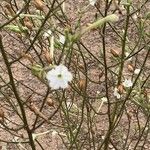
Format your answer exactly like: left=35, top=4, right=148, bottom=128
left=96, top=91, right=100, bottom=94
left=123, top=79, right=133, bottom=87
left=89, top=0, right=97, bottom=6
left=134, top=69, right=140, bottom=75
left=51, top=130, right=58, bottom=137
left=132, top=12, right=139, bottom=21
left=43, top=29, right=52, bottom=38
left=113, top=87, right=121, bottom=99
left=101, top=97, right=108, bottom=102
left=59, top=35, right=65, bottom=44
left=46, top=65, right=73, bottom=90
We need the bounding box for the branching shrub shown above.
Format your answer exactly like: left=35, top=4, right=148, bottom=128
left=0, top=0, right=150, bottom=149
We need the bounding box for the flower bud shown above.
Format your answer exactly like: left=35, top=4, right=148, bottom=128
left=47, top=98, right=54, bottom=107
left=5, top=25, right=28, bottom=33
left=24, top=17, right=33, bottom=30
left=30, top=103, right=48, bottom=122
left=78, top=79, right=86, bottom=90
left=78, top=63, right=84, bottom=70
left=88, top=14, right=119, bottom=31
left=126, top=111, right=132, bottom=120
left=43, top=49, right=53, bottom=64
left=110, top=49, right=120, bottom=57
left=127, top=64, right=134, bottom=72
left=117, top=84, right=124, bottom=94
left=34, top=0, right=44, bottom=11
left=31, top=64, right=45, bottom=80
left=5, top=4, right=15, bottom=16
left=143, top=89, right=148, bottom=97
left=74, top=14, right=119, bottom=40
left=99, top=71, right=104, bottom=79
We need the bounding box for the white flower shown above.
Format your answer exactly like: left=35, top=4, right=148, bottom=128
left=134, top=69, right=140, bottom=75
left=46, top=65, right=73, bottom=90
left=59, top=35, right=66, bottom=44
left=132, top=12, right=139, bottom=21
left=51, top=130, right=58, bottom=137
left=43, top=29, right=52, bottom=38
left=59, top=35, right=65, bottom=44
left=89, top=0, right=97, bottom=6
left=96, top=91, right=100, bottom=94
left=113, top=87, right=121, bottom=99
left=123, top=79, right=133, bottom=87
left=101, top=97, right=108, bottom=102
left=132, top=14, right=138, bottom=21
left=125, top=52, right=132, bottom=61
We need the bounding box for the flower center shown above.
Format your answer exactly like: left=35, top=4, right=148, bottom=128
left=57, top=74, right=62, bottom=78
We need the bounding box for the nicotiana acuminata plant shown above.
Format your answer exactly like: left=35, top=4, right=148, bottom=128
left=0, top=0, right=150, bottom=149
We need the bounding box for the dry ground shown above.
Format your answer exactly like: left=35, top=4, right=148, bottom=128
left=0, top=0, right=150, bottom=150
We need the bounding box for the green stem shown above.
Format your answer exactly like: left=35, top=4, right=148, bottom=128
left=118, top=4, right=130, bottom=85
left=102, top=1, right=112, bottom=149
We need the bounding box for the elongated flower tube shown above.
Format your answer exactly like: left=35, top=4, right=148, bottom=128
left=73, top=14, right=119, bottom=40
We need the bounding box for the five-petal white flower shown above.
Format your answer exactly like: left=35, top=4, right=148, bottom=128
left=123, top=79, right=133, bottom=87
left=46, top=65, right=73, bottom=90
left=134, top=69, right=140, bottom=75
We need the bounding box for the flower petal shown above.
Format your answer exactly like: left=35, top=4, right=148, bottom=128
left=46, top=64, right=72, bottom=89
